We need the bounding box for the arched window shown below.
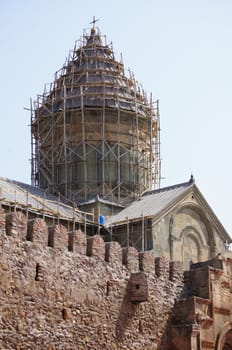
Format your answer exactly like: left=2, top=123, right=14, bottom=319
left=221, top=329, right=232, bottom=349
left=216, top=325, right=232, bottom=350
left=182, top=230, right=201, bottom=270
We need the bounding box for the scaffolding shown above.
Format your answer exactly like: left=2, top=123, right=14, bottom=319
left=31, top=26, right=161, bottom=207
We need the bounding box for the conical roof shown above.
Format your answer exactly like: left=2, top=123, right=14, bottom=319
left=39, top=26, right=152, bottom=116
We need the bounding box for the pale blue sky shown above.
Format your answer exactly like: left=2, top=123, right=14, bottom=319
left=0, top=0, right=232, bottom=233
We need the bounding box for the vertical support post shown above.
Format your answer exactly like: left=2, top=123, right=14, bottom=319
left=134, top=88, right=140, bottom=196
left=127, top=218, right=129, bottom=248
left=84, top=212, right=86, bottom=236
left=42, top=191, right=46, bottom=220
left=63, top=83, right=68, bottom=198
left=92, top=207, right=94, bottom=224
left=97, top=204, right=99, bottom=234
left=155, top=99, right=161, bottom=189
left=72, top=202, right=76, bottom=231
left=101, top=79, right=106, bottom=197
left=51, top=96, right=55, bottom=193
left=142, top=214, right=145, bottom=252
left=81, top=85, right=87, bottom=200
left=14, top=188, right=17, bottom=212
left=57, top=192, right=60, bottom=225
left=110, top=222, right=112, bottom=242
left=36, top=97, right=41, bottom=188
left=26, top=191, right=29, bottom=222
left=117, top=86, right=121, bottom=201
left=149, top=93, right=153, bottom=190
left=30, top=97, right=35, bottom=186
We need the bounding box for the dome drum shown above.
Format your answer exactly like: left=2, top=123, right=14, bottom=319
left=31, top=26, right=161, bottom=206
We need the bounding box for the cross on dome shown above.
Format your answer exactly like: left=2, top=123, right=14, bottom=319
left=90, top=16, right=99, bottom=29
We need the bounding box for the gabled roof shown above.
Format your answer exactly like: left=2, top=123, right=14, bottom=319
left=0, top=177, right=82, bottom=221
left=105, top=178, right=231, bottom=243
left=106, top=179, right=193, bottom=225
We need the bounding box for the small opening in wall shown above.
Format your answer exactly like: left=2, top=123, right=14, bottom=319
left=62, top=308, right=71, bottom=320
left=136, top=284, right=140, bottom=290
left=62, top=308, right=66, bottom=320
left=68, top=232, right=74, bottom=252
left=106, top=281, right=111, bottom=296
left=35, top=263, right=40, bottom=281
left=139, top=320, right=143, bottom=333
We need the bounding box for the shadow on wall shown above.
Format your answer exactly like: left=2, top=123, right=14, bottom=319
left=116, top=272, right=148, bottom=340
left=116, top=278, right=139, bottom=340
left=158, top=309, right=176, bottom=350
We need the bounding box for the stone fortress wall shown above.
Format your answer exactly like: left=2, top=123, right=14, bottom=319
left=1, top=208, right=232, bottom=350
left=0, top=208, right=184, bottom=350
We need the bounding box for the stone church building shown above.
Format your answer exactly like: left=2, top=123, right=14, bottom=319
left=107, top=177, right=230, bottom=270
left=0, top=22, right=232, bottom=349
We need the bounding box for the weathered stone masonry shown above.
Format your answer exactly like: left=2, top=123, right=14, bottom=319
left=1, top=208, right=232, bottom=349
left=0, top=209, right=184, bottom=350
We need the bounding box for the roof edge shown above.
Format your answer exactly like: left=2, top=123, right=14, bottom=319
left=143, top=177, right=194, bottom=197
left=78, top=195, right=125, bottom=208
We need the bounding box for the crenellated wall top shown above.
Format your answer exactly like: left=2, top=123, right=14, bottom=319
left=0, top=209, right=184, bottom=279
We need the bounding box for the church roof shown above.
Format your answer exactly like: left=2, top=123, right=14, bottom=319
left=105, top=177, right=230, bottom=243
left=0, top=177, right=82, bottom=221
left=37, top=26, right=152, bottom=117
left=106, top=179, right=194, bottom=225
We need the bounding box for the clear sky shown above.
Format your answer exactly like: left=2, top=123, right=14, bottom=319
left=0, top=0, right=232, bottom=234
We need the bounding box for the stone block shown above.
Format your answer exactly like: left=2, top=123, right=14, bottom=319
left=87, top=235, right=105, bottom=260
left=155, top=256, right=169, bottom=279
left=68, top=229, right=86, bottom=254
left=130, top=272, right=148, bottom=303
left=122, top=246, right=139, bottom=272
left=105, top=241, right=122, bottom=264
left=0, top=208, right=6, bottom=232
left=139, top=250, right=155, bottom=273
left=6, top=211, right=27, bottom=240
left=169, top=261, right=184, bottom=281
left=35, top=263, right=45, bottom=282
left=48, top=224, right=68, bottom=251
left=27, top=218, right=48, bottom=246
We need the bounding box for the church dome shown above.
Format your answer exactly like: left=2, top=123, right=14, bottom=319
left=31, top=24, right=160, bottom=207
left=38, top=26, right=151, bottom=116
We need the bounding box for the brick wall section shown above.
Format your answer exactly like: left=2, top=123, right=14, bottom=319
left=0, top=208, right=6, bottom=232
left=169, top=261, right=184, bottom=282
left=0, top=208, right=184, bottom=350
left=48, top=224, right=68, bottom=251
left=87, top=234, right=105, bottom=259
left=6, top=211, right=27, bottom=239
left=27, top=218, right=48, bottom=246
left=68, top=229, right=87, bottom=254
left=122, top=246, right=139, bottom=272
left=155, top=256, right=170, bottom=279
left=105, top=241, right=122, bottom=264
left=139, top=250, right=155, bottom=273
